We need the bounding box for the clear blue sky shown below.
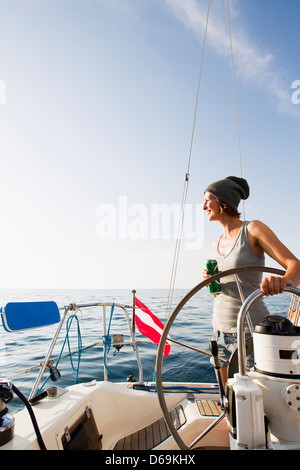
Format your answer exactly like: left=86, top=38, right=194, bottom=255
left=0, top=0, right=299, bottom=289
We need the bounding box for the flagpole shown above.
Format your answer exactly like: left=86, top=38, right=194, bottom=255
left=132, top=289, right=136, bottom=334
left=131, top=290, right=144, bottom=383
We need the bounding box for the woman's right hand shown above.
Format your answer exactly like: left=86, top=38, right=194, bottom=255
left=203, top=269, right=213, bottom=289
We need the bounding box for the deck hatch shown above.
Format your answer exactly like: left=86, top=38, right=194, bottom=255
left=61, top=406, right=103, bottom=450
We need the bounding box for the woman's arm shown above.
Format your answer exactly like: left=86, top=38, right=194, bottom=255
left=247, top=220, right=300, bottom=296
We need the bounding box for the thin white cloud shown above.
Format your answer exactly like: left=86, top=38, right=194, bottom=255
left=95, top=0, right=147, bottom=17
left=165, top=0, right=299, bottom=117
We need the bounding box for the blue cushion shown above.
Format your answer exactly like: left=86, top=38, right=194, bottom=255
left=1, top=301, right=60, bottom=332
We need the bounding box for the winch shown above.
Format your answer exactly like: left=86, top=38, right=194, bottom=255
left=0, top=380, right=15, bottom=447
left=253, top=315, right=300, bottom=378
left=0, top=378, right=47, bottom=449
left=226, top=286, right=300, bottom=450
left=252, top=314, right=300, bottom=446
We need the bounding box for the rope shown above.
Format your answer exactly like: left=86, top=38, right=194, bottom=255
left=38, top=311, right=83, bottom=392
left=102, top=303, right=129, bottom=379
left=288, top=294, right=300, bottom=326
left=12, top=383, right=47, bottom=450
left=63, top=314, right=82, bottom=383
left=165, top=0, right=211, bottom=321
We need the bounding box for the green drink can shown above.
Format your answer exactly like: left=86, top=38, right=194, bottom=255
left=205, top=259, right=221, bottom=294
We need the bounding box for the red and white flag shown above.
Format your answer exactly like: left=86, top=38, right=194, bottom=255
left=135, top=298, right=171, bottom=358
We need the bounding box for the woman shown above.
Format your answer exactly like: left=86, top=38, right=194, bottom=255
left=203, top=176, right=300, bottom=386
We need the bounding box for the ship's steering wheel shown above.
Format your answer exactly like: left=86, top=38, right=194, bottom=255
left=155, top=266, right=285, bottom=450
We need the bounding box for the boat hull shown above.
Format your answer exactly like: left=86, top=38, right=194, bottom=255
left=0, top=380, right=229, bottom=450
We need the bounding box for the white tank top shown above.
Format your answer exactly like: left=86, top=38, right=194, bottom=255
left=212, top=221, right=268, bottom=333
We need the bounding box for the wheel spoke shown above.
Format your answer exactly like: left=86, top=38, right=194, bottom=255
left=168, top=337, right=211, bottom=357
left=168, top=337, right=228, bottom=363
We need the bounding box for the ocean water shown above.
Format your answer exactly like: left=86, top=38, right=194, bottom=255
left=0, top=287, right=293, bottom=412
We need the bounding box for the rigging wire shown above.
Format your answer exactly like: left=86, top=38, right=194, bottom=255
left=227, top=0, right=245, bottom=220
left=165, top=0, right=245, bottom=320
left=165, top=0, right=211, bottom=322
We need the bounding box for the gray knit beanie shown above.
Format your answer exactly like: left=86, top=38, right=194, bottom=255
left=204, top=176, right=250, bottom=209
